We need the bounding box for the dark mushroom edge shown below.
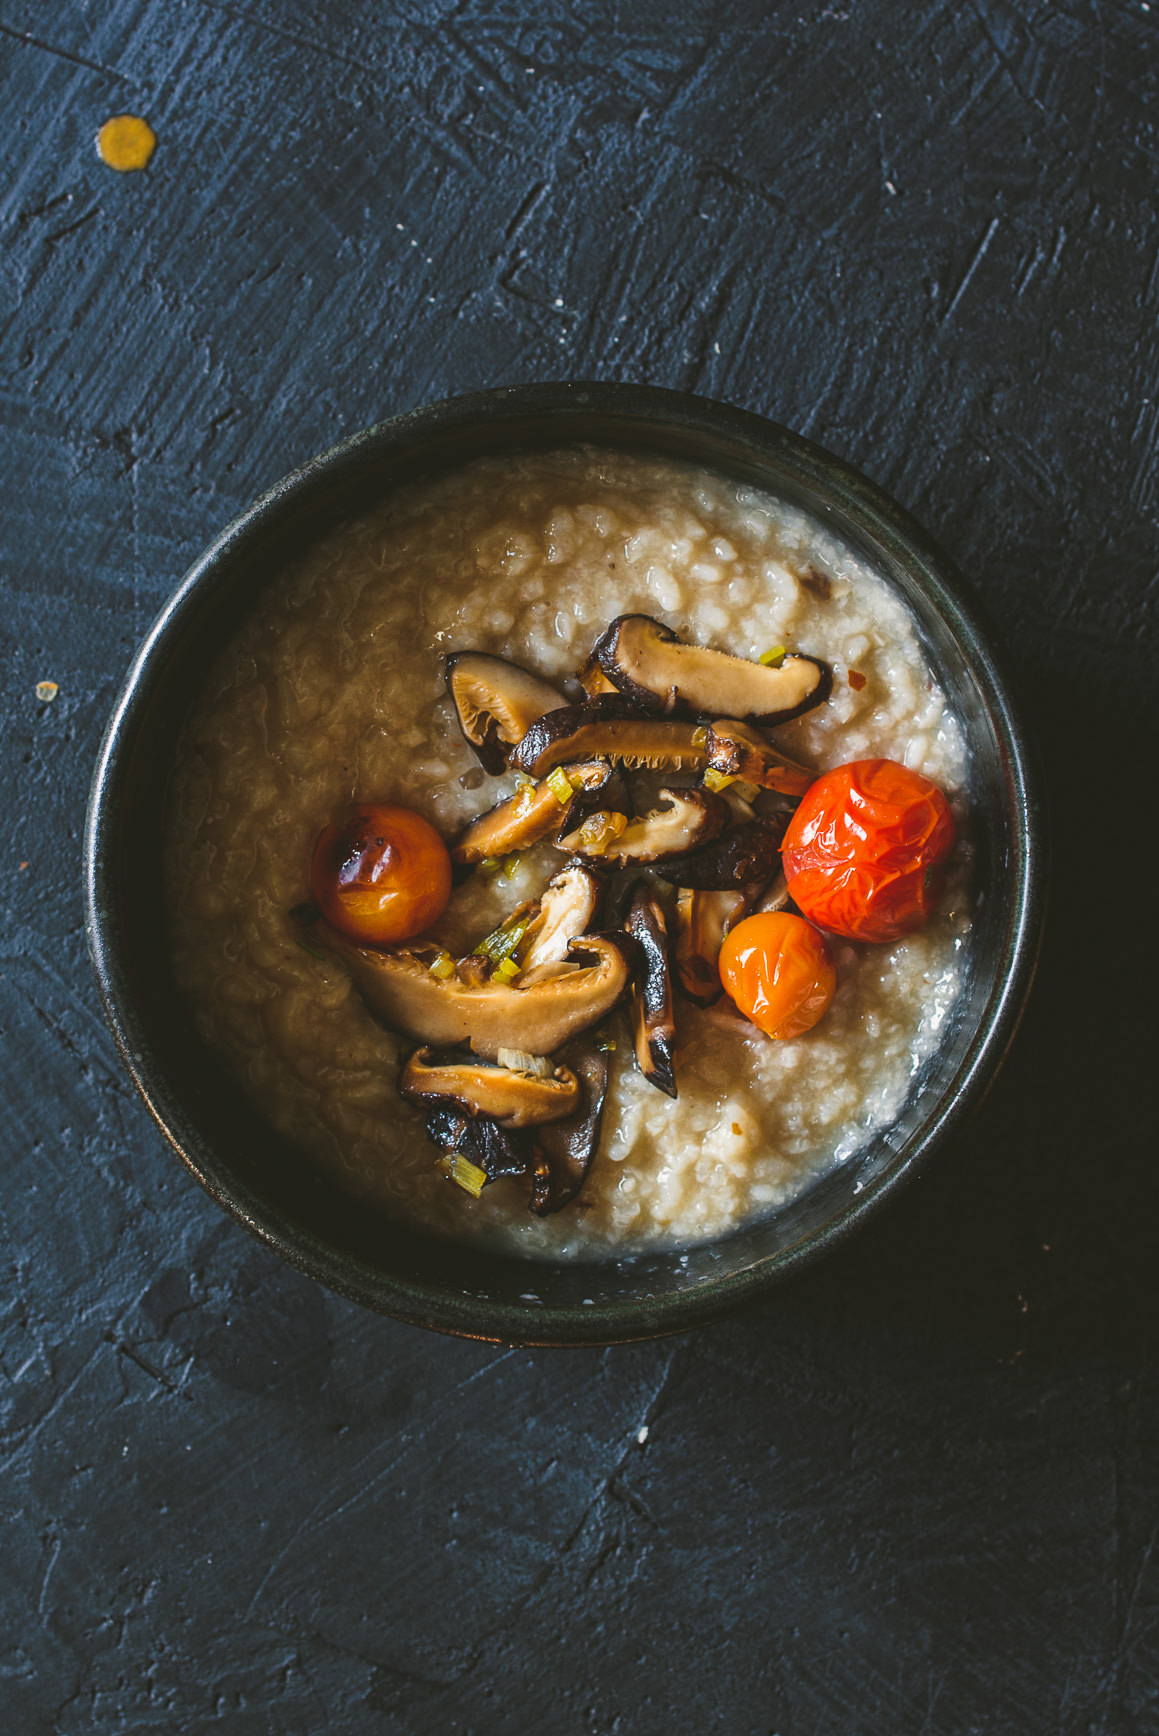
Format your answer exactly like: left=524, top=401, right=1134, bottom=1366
left=625, top=882, right=677, bottom=1097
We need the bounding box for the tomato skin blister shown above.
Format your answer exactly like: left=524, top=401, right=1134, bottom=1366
left=718, top=911, right=836, bottom=1040
left=311, top=803, right=452, bottom=945
left=782, top=759, right=954, bottom=944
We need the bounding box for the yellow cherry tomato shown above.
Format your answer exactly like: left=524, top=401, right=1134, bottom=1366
left=718, top=911, right=836, bottom=1039
left=311, top=804, right=451, bottom=945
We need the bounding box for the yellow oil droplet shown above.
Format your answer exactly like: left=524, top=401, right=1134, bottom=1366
left=96, top=114, right=156, bottom=172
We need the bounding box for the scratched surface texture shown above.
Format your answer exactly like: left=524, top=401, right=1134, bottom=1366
left=1, top=1, right=1156, bottom=1731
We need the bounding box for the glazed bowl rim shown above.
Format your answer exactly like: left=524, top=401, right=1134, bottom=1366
left=84, top=381, right=1047, bottom=1345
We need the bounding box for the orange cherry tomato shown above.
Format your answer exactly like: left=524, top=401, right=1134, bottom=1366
left=311, top=803, right=452, bottom=946
left=782, top=759, right=955, bottom=944
left=718, top=911, right=836, bottom=1040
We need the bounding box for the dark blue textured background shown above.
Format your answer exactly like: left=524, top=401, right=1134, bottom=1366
left=2, top=3, right=1156, bottom=1730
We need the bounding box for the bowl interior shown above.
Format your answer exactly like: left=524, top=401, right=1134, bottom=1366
left=86, top=385, right=1042, bottom=1344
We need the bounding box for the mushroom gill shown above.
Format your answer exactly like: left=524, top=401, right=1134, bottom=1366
left=517, top=861, right=603, bottom=980
left=529, top=1044, right=611, bottom=1215
left=445, top=651, right=568, bottom=774
left=673, top=887, right=752, bottom=1006
left=508, top=698, right=708, bottom=779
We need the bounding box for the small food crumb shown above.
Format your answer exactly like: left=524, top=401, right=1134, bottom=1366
left=96, top=115, right=156, bottom=172
left=19, top=862, right=29, bottom=871
left=847, top=669, right=867, bottom=691
left=636, top=1425, right=649, bottom=1445
left=35, top=680, right=59, bottom=703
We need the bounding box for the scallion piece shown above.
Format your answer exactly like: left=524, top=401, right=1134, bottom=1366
left=441, top=1153, right=487, bottom=1198
left=703, top=767, right=736, bottom=793
left=427, top=951, right=456, bottom=980
left=546, top=765, right=575, bottom=806
left=503, top=854, right=523, bottom=879
left=691, top=726, right=708, bottom=747
left=472, top=913, right=531, bottom=963
left=734, top=779, right=762, bottom=804
left=493, top=955, right=521, bottom=984
left=296, top=939, right=326, bottom=962
left=479, top=857, right=503, bottom=878
left=759, top=645, right=787, bottom=667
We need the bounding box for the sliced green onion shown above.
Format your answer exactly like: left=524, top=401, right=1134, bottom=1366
left=503, top=854, right=523, bottom=879
left=691, top=726, right=708, bottom=747
left=427, top=950, right=456, bottom=980
left=296, top=939, right=326, bottom=961
left=546, top=765, right=575, bottom=805
left=759, top=645, right=787, bottom=667
left=703, top=767, right=736, bottom=793
left=479, top=857, right=503, bottom=878
left=472, top=913, right=531, bottom=963
left=493, top=955, right=521, bottom=984
left=593, top=1030, right=617, bottom=1053
left=441, top=1153, right=487, bottom=1197
left=512, top=770, right=537, bottom=792
left=734, top=779, right=762, bottom=804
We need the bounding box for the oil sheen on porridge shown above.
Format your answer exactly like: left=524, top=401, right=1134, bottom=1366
left=166, top=449, right=971, bottom=1259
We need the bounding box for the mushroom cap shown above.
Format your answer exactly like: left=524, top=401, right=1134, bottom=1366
left=422, top=1105, right=531, bottom=1182
left=625, top=882, right=677, bottom=1098
left=659, top=816, right=789, bottom=890
left=400, top=1048, right=581, bottom=1128
left=673, top=885, right=758, bottom=1006
left=530, top=1044, right=610, bottom=1215
left=321, top=924, right=635, bottom=1057
left=704, top=719, right=815, bottom=797
left=445, top=652, right=568, bottom=774
left=509, top=698, right=708, bottom=779
left=451, top=763, right=610, bottom=865
left=592, top=615, right=830, bottom=725
left=558, top=786, right=730, bottom=868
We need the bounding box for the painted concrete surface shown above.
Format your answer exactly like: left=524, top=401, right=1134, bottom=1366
left=1, top=2, right=1155, bottom=1730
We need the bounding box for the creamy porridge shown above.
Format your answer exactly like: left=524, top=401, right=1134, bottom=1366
left=165, top=448, right=971, bottom=1259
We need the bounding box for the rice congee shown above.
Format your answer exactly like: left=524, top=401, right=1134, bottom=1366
left=165, top=448, right=971, bottom=1260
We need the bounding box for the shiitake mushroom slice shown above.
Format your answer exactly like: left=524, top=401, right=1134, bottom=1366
left=591, top=615, right=830, bottom=725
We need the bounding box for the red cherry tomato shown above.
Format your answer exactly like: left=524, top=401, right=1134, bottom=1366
left=782, top=759, right=955, bottom=943
left=311, top=804, right=452, bottom=945
left=718, top=911, right=836, bottom=1040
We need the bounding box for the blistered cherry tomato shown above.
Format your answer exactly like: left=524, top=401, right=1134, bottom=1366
left=782, top=759, right=955, bottom=944
left=311, top=803, right=451, bottom=945
left=718, top=911, right=836, bottom=1040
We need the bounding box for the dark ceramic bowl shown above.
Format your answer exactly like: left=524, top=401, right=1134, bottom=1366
left=84, top=383, right=1046, bottom=1346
